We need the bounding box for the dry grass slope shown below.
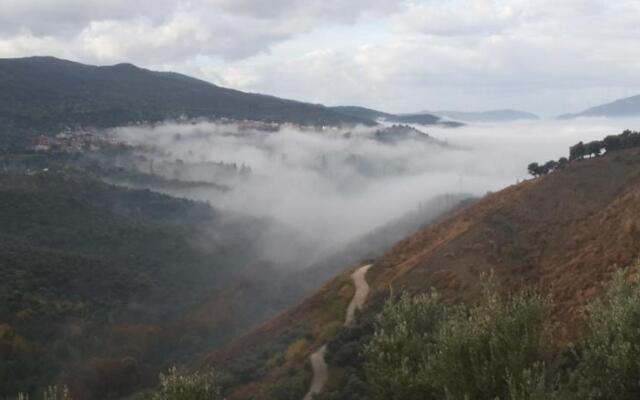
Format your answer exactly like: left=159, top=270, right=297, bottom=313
left=206, top=147, right=640, bottom=397
left=371, top=147, right=640, bottom=337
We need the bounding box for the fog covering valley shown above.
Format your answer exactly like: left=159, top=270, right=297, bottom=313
left=4, top=1, right=640, bottom=397
left=105, top=116, right=640, bottom=272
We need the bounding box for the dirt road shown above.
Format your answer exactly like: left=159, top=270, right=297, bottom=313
left=302, top=264, right=373, bottom=400
left=302, top=345, right=327, bottom=400
left=345, top=264, right=373, bottom=326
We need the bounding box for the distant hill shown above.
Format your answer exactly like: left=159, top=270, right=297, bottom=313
left=558, top=94, right=640, bottom=119
left=0, top=57, right=373, bottom=149
left=331, top=106, right=462, bottom=127
left=435, top=109, right=539, bottom=122
left=207, top=145, right=640, bottom=399
left=372, top=124, right=444, bottom=144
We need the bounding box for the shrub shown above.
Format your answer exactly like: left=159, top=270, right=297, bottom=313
left=266, top=367, right=310, bottom=400
left=431, top=284, right=553, bottom=400
left=565, top=267, right=640, bottom=400
left=364, top=290, right=450, bottom=400
left=16, top=386, right=72, bottom=400
left=151, top=367, right=222, bottom=400
left=284, top=339, right=309, bottom=362
left=365, top=282, right=555, bottom=400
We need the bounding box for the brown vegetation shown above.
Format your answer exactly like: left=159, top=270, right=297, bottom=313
left=208, top=146, right=640, bottom=398
left=371, top=147, right=640, bottom=338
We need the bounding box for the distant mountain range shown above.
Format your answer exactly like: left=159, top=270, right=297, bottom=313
left=0, top=56, right=372, bottom=149
left=434, top=109, right=539, bottom=122
left=331, top=106, right=463, bottom=127
left=558, top=94, right=640, bottom=119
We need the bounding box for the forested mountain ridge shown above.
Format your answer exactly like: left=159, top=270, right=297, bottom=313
left=0, top=56, right=373, bottom=150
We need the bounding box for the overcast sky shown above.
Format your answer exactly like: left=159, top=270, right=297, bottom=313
left=1, top=0, right=639, bottom=115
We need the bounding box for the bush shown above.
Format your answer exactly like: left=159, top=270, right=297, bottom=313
left=17, top=386, right=72, bottom=400
left=364, top=290, right=450, bottom=400
left=151, top=367, right=222, bottom=400
left=565, top=268, right=640, bottom=400
left=365, top=282, right=555, bottom=400
left=266, top=367, right=310, bottom=400
left=431, top=284, right=553, bottom=400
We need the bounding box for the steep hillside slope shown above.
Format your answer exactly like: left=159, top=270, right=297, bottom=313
left=0, top=57, right=372, bottom=149
left=559, top=94, right=640, bottom=119
left=371, top=147, right=640, bottom=329
left=205, top=265, right=363, bottom=400
left=0, top=170, right=305, bottom=399
left=206, top=146, right=640, bottom=399
left=289, top=194, right=474, bottom=296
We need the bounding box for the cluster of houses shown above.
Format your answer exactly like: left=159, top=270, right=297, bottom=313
left=33, top=131, right=122, bottom=153
left=171, top=116, right=339, bottom=132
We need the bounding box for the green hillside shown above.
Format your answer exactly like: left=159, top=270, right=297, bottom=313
left=0, top=170, right=299, bottom=398
left=0, top=57, right=373, bottom=150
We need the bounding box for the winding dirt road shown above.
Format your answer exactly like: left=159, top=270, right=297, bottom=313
left=345, top=264, right=373, bottom=326
left=303, top=345, right=327, bottom=400
left=302, top=264, right=373, bottom=400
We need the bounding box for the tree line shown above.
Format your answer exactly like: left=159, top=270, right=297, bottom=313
left=528, top=129, right=640, bottom=177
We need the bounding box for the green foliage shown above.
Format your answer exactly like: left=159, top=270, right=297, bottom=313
left=365, top=282, right=555, bottom=400
left=284, top=339, right=309, bottom=362
left=364, top=264, right=640, bottom=400
left=0, top=57, right=372, bottom=150
left=528, top=160, right=560, bottom=177
left=529, top=130, right=640, bottom=175
left=564, top=268, right=640, bottom=400
left=151, top=367, right=222, bottom=400
left=0, top=170, right=302, bottom=397
left=316, top=293, right=384, bottom=400
left=585, top=141, right=602, bottom=158
left=432, top=284, right=552, bottom=400
left=16, top=386, right=72, bottom=400
left=219, top=326, right=312, bottom=390
left=569, top=141, right=587, bottom=161
left=527, top=162, right=541, bottom=177
left=316, top=375, right=368, bottom=400
left=265, top=367, right=311, bottom=400
left=364, top=290, right=449, bottom=400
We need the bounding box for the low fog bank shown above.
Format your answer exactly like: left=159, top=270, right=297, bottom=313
left=112, top=122, right=465, bottom=252
left=289, top=193, right=475, bottom=296
left=428, top=117, right=640, bottom=182
left=110, top=117, right=640, bottom=269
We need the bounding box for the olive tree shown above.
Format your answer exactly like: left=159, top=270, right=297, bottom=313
left=365, top=284, right=555, bottom=400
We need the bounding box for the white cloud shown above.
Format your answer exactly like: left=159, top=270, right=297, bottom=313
left=392, top=0, right=522, bottom=37
left=1, top=0, right=640, bottom=115
left=0, top=0, right=395, bottom=62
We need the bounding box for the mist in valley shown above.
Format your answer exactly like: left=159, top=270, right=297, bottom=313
left=109, top=117, right=640, bottom=272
